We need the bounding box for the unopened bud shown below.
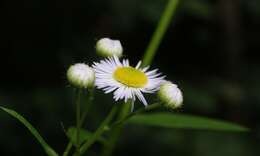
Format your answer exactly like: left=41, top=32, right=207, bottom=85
left=96, top=38, right=123, bottom=57
left=158, top=81, right=183, bottom=109
left=67, top=63, right=95, bottom=89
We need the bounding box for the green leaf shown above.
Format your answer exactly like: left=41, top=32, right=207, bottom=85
left=67, top=127, right=107, bottom=146
left=0, top=107, right=59, bottom=156
left=128, top=113, right=249, bottom=132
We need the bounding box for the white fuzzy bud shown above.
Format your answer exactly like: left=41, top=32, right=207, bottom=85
left=96, top=38, right=123, bottom=57
left=158, top=81, right=183, bottom=109
left=67, top=63, right=95, bottom=89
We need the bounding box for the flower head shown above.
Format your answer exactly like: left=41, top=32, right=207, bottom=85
left=158, top=81, right=183, bottom=109
left=96, top=38, right=123, bottom=57
left=93, top=56, right=165, bottom=107
left=67, top=63, right=95, bottom=89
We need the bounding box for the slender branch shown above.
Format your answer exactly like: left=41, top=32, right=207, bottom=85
left=101, top=101, right=131, bottom=156
left=77, top=104, right=119, bottom=155
left=62, top=142, right=72, bottom=156
left=142, top=0, right=179, bottom=67
left=75, top=90, right=82, bottom=156
left=110, top=102, right=161, bottom=129
left=62, top=89, right=94, bottom=156
left=80, top=88, right=94, bottom=127
left=101, top=102, right=161, bottom=156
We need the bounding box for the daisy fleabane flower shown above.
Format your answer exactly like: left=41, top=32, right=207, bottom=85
left=93, top=56, right=165, bottom=107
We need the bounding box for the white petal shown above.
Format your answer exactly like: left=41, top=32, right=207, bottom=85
left=135, top=61, right=142, bottom=69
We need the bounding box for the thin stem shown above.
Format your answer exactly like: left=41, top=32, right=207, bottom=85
left=111, top=102, right=161, bottom=129
left=62, top=89, right=95, bottom=156
left=101, top=101, right=131, bottom=156
left=77, top=104, right=119, bottom=156
left=142, top=0, right=179, bottom=67
left=76, top=89, right=82, bottom=156
left=62, top=142, right=73, bottom=156
left=80, top=88, right=94, bottom=127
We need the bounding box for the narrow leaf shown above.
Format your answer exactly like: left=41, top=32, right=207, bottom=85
left=0, top=107, right=59, bottom=156
left=67, top=127, right=107, bottom=146
left=128, top=113, right=249, bottom=132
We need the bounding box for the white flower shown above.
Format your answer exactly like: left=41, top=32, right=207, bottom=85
left=67, top=63, right=95, bottom=89
left=158, top=81, right=183, bottom=109
left=93, top=56, right=165, bottom=107
left=96, top=38, right=123, bottom=57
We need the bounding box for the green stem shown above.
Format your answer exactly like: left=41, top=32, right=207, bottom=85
left=142, top=0, right=179, bottom=67
left=62, top=142, right=72, bottom=156
left=101, top=102, right=161, bottom=156
left=62, top=89, right=94, bottom=156
left=76, top=90, right=82, bottom=156
left=80, top=88, right=94, bottom=127
left=77, top=104, right=119, bottom=156
left=111, top=102, right=161, bottom=129
left=101, top=101, right=131, bottom=156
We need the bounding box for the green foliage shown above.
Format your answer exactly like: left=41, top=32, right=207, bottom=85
left=67, top=127, right=107, bottom=146
left=128, top=113, right=249, bottom=132
left=0, top=107, right=59, bottom=156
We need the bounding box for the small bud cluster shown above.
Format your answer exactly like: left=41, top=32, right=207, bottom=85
left=67, top=37, right=123, bottom=89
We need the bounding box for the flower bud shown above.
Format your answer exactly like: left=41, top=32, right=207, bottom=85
left=67, top=63, right=95, bottom=89
left=158, top=81, right=183, bottom=109
left=96, top=38, right=123, bottom=57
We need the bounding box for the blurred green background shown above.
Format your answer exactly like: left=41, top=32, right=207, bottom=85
left=1, top=0, right=260, bottom=155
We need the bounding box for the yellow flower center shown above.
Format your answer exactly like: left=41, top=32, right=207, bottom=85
left=113, top=67, right=148, bottom=88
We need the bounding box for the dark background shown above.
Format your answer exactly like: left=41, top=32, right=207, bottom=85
left=1, top=0, right=260, bottom=155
